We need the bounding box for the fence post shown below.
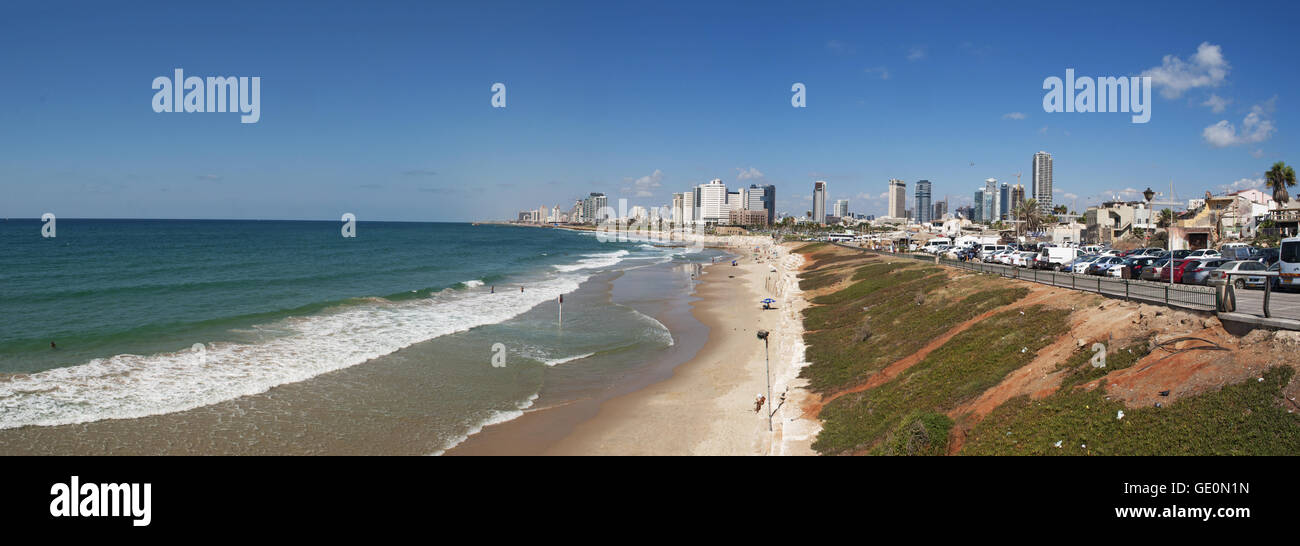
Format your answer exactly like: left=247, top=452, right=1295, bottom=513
left=1124, top=280, right=1129, bottom=300
left=1264, top=277, right=1272, bottom=318
left=1165, top=285, right=1169, bottom=306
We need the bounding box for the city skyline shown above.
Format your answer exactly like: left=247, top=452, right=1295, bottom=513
left=2, top=2, right=1296, bottom=222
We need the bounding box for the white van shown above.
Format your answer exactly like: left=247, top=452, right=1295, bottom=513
left=979, top=244, right=1008, bottom=261
left=1280, top=237, right=1300, bottom=290
left=921, top=237, right=952, bottom=253
left=1037, top=246, right=1083, bottom=270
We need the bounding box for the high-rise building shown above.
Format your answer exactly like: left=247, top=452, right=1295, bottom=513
left=1033, top=151, right=1054, bottom=215
left=984, top=178, right=998, bottom=224
left=582, top=192, right=608, bottom=224
left=973, top=189, right=985, bottom=223
left=833, top=198, right=850, bottom=218
left=915, top=180, right=932, bottom=224
left=812, top=181, right=828, bottom=223
left=999, top=183, right=1010, bottom=221
left=1010, top=184, right=1025, bottom=219
left=698, top=179, right=728, bottom=224
left=747, top=184, right=775, bottom=225
left=888, top=178, right=906, bottom=219
left=671, top=193, right=685, bottom=225
left=933, top=200, right=947, bottom=220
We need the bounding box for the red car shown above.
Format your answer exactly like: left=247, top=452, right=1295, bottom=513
left=1157, top=259, right=1194, bottom=283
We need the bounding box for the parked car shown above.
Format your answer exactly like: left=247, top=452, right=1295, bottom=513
left=1157, top=259, right=1193, bottom=283
left=1280, top=237, right=1300, bottom=291
left=1186, top=248, right=1222, bottom=259
left=1012, top=251, right=1038, bottom=268
left=1256, top=248, right=1279, bottom=266
left=1207, top=260, right=1269, bottom=289
left=1182, top=259, right=1228, bottom=285
left=1218, top=246, right=1258, bottom=261
left=1087, top=256, right=1126, bottom=276
left=1114, top=256, right=1160, bottom=279
left=1064, top=255, right=1098, bottom=274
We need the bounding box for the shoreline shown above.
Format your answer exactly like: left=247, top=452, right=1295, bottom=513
left=457, top=237, right=817, bottom=456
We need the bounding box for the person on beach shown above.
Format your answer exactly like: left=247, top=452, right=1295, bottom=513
left=490, top=285, right=495, bottom=293
left=50, top=341, right=56, bottom=349
left=520, top=286, right=524, bottom=293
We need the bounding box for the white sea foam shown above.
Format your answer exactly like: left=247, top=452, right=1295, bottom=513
left=429, top=393, right=540, bottom=456
left=544, top=352, right=595, bottom=367
left=0, top=267, right=593, bottom=430
left=552, top=250, right=629, bottom=272
left=461, top=279, right=485, bottom=288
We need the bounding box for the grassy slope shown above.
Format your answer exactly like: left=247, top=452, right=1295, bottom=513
left=813, top=305, right=1072, bottom=455
left=962, top=366, right=1300, bottom=455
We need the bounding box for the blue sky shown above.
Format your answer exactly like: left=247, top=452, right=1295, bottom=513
left=1, top=0, right=1296, bottom=221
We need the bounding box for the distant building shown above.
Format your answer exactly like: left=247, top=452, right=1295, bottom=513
left=999, top=182, right=1010, bottom=220
left=833, top=198, right=850, bottom=218
left=1010, top=184, right=1026, bottom=215
left=813, top=181, right=828, bottom=223
left=671, top=193, right=685, bottom=225
left=888, top=178, right=906, bottom=219
left=984, top=178, right=998, bottom=224
left=1033, top=151, right=1054, bottom=215
left=973, top=189, right=985, bottom=223
left=698, top=179, right=728, bottom=224
left=583, top=193, right=608, bottom=224
left=933, top=200, right=947, bottom=220
left=729, top=208, right=769, bottom=227
left=747, top=184, right=776, bottom=225
left=915, top=180, right=932, bottom=224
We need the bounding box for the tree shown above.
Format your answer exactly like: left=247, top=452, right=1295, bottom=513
left=1157, top=208, right=1174, bottom=228
left=1013, top=198, right=1041, bottom=237
left=1265, top=161, right=1296, bottom=205
left=1052, top=204, right=1068, bottom=215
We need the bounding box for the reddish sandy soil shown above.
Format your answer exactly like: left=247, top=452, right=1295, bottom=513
left=793, top=244, right=1300, bottom=455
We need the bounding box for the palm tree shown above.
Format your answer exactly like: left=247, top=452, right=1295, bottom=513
left=1265, top=161, right=1296, bottom=206
left=1157, top=208, right=1174, bottom=228
left=1013, top=198, right=1041, bottom=237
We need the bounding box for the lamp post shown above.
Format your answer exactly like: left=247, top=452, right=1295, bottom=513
left=756, top=329, right=771, bottom=432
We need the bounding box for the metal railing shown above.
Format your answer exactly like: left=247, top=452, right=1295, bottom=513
left=831, top=243, right=1218, bottom=311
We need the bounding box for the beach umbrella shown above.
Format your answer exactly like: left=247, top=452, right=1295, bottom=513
left=761, top=298, right=776, bottom=304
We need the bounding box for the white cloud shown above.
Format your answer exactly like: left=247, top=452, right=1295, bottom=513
left=1141, top=42, right=1230, bottom=99
left=1203, top=99, right=1276, bottom=148
left=865, top=66, right=890, bottom=80
left=1201, top=93, right=1231, bottom=113
left=906, top=47, right=926, bottom=61
left=1063, top=193, right=1079, bottom=201
left=736, top=167, right=764, bottom=180
left=1251, top=149, right=1265, bottom=158
left=1219, top=177, right=1264, bottom=193
left=622, top=169, right=664, bottom=197
left=1002, top=112, right=1026, bottom=120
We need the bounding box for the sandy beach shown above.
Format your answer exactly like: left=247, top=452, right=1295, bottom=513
left=544, top=238, right=819, bottom=455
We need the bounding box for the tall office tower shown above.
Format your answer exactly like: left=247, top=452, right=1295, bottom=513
left=698, top=179, right=728, bottom=224
left=750, top=184, right=776, bottom=225
left=1010, top=184, right=1026, bottom=215
left=933, top=200, right=947, bottom=220
left=984, top=178, right=998, bottom=224
left=682, top=191, right=696, bottom=226
left=671, top=193, right=684, bottom=224
left=833, top=199, right=850, bottom=218
left=888, top=178, right=906, bottom=219
left=973, top=189, right=985, bottom=223
left=812, top=180, right=828, bottom=223
left=726, top=190, right=743, bottom=215
left=1033, top=151, right=1054, bottom=214
left=582, top=192, right=608, bottom=224
left=915, top=180, right=932, bottom=224
left=999, top=183, right=1010, bottom=220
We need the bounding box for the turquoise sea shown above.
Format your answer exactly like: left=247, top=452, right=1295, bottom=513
left=0, top=220, right=719, bottom=453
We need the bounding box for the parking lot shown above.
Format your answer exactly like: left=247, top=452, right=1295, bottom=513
left=837, top=244, right=1300, bottom=322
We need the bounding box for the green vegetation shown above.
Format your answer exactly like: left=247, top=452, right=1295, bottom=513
left=962, top=367, right=1300, bottom=455
left=802, top=261, right=1027, bottom=392
left=813, top=305, right=1070, bottom=455
left=1055, top=340, right=1151, bottom=390
left=872, top=411, right=955, bottom=456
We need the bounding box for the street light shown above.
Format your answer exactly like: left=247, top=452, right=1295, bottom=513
left=756, top=329, right=771, bottom=432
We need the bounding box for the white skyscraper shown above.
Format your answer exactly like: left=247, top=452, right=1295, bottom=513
left=1033, top=151, right=1053, bottom=214
left=985, top=178, right=999, bottom=223
left=812, top=181, right=828, bottom=223
left=833, top=199, right=849, bottom=218
left=698, top=179, right=727, bottom=224
left=888, top=179, right=906, bottom=219
left=671, top=193, right=684, bottom=225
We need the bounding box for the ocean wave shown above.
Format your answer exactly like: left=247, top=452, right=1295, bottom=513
left=460, top=279, right=485, bottom=288
left=0, top=276, right=584, bottom=430
left=552, top=250, right=629, bottom=272
left=544, top=352, right=595, bottom=367
left=429, top=393, right=540, bottom=456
